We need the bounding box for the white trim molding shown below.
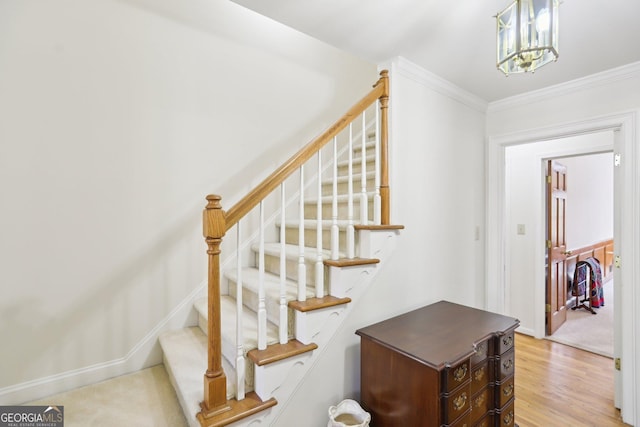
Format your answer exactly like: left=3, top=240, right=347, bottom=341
left=0, top=284, right=203, bottom=405
left=486, top=110, right=639, bottom=426
left=392, top=56, right=488, bottom=113
left=488, top=61, right=640, bottom=113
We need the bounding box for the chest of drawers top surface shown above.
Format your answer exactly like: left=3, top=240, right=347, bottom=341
left=355, top=300, right=520, bottom=370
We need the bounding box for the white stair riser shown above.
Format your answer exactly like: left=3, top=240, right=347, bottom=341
left=259, top=252, right=329, bottom=288
left=337, top=158, right=375, bottom=176
left=304, top=198, right=374, bottom=220
left=320, top=175, right=375, bottom=196
left=226, top=278, right=297, bottom=335
left=344, top=140, right=376, bottom=160
left=281, top=226, right=358, bottom=254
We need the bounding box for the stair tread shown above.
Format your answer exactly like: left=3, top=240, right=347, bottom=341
left=159, top=327, right=239, bottom=425
left=253, top=242, right=335, bottom=261
left=247, top=339, right=318, bottom=366
left=224, top=267, right=315, bottom=300
left=289, top=295, right=352, bottom=313
left=323, top=170, right=376, bottom=185
left=195, top=296, right=280, bottom=354
left=336, top=153, right=376, bottom=168
left=281, top=219, right=375, bottom=229
left=304, top=191, right=377, bottom=204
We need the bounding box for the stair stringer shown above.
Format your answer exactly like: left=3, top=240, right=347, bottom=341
left=223, top=227, right=401, bottom=426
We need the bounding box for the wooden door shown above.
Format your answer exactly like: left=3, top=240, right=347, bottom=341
left=546, top=160, right=568, bottom=335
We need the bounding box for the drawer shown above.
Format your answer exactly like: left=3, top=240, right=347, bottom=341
left=470, top=361, right=490, bottom=396
left=472, top=412, right=493, bottom=427
left=496, top=398, right=515, bottom=427
left=442, top=409, right=470, bottom=427
left=496, top=348, right=515, bottom=381
left=442, top=384, right=471, bottom=425
left=469, top=387, right=493, bottom=425
left=471, top=338, right=491, bottom=366
left=497, top=330, right=515, bottom=355
left=496, top=376, right=515, bottom=408
left=443, top=359, right=471, bottom=392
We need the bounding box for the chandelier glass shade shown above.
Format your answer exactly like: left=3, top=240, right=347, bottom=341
left=496, top=0, right=559, bottom=75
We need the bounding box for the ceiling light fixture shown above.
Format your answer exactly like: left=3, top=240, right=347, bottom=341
left=496, top=0, right=559, bottom=75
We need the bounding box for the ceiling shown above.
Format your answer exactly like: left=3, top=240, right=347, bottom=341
left=230, top=0, right=640, bottom=103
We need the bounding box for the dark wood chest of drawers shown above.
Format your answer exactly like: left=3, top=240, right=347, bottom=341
left=356, top=300, right=520, bottom=427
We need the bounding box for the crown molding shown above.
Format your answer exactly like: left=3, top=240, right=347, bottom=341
left=390, top=56, right=488, bottom=113
left=488, top=61, right=640, bottom=113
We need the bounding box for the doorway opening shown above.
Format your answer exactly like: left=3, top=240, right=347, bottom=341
left=487, top=110, right=639, bottom=425
left=541, top=153, right=614, bottom=358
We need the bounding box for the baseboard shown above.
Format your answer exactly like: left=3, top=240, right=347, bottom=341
left=0, top=283, right=204, bottom=405
left=515, top=326, right=536, bottom=337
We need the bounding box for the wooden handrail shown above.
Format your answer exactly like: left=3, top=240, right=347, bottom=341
left=225, top=70, right=389, bottom=230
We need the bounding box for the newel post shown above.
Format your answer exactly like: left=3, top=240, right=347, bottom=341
left=200, top=194, right=230, bottom=417
left=378, top=70, right=390, bottom=225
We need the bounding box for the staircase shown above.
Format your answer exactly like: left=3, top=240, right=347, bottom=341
left=159, top=71, right=403, bottom=426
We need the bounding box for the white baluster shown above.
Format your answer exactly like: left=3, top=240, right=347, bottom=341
left=279, top=182, right=287, bottom=344
left=331, top=136, right=339, bottom=260
left=298, top=165, right=307, bottom=301
left=347, top=124, right=355, bottom=259
left=235, top=224, right=245, bottom=400
left=258, top=201, right=267, bottom=350
left=316, top=150, right=324, bottom=298
left=373, top=101, right=381, bottom=225
left=360, top=111, right=369, bottom=225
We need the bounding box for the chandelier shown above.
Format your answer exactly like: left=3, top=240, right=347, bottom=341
left=496, top=0, right=559, bottom=75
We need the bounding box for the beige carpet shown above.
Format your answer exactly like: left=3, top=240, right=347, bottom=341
left=546, top=279, right=614, bottom=358
left=26, top=365, right=188, bottom=427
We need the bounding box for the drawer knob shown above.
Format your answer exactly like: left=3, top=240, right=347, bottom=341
left=503, top=384, right=514, bottom=397
left=503, top=358, right=514, bottom=371
left=454, top=364, right=468, bottom=382
left=474, top=342, right=487, bottom=357
left=503, top=335, right=513, bottom=347
left=503, top=411, right=514, bottom=425
left=474, top=367, right=485, bottom=382
left=474, top=393, right=485, bottom=408
left=453, top=392, right=467, bottom=411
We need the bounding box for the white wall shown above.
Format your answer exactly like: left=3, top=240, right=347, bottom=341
left=507, top=147, right=613, bottom=253
left=0, top=0, right=376, bottom=402
left=274, top=57, right=488, bottom=425
left=563, top=152, right=614, bottom=248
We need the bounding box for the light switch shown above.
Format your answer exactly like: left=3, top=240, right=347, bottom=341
left=517, top=224, right=526, bottom=235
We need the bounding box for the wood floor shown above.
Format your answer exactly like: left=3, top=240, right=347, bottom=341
left=515, top=333, right=629, bottom=426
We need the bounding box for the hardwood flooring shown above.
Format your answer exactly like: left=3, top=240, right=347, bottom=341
left=515, top=333, right=629, bottom=426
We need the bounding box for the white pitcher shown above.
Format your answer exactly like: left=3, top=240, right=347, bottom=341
left=327, top=399, right=371, bottom=427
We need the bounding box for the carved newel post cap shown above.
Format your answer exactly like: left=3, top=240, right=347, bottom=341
left=205, top=194, right=222, bottom=209
left=203, top=194, right=225, bottom=239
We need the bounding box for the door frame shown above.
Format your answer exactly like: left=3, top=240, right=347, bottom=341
left=486, top=110, right=638, bottom=425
